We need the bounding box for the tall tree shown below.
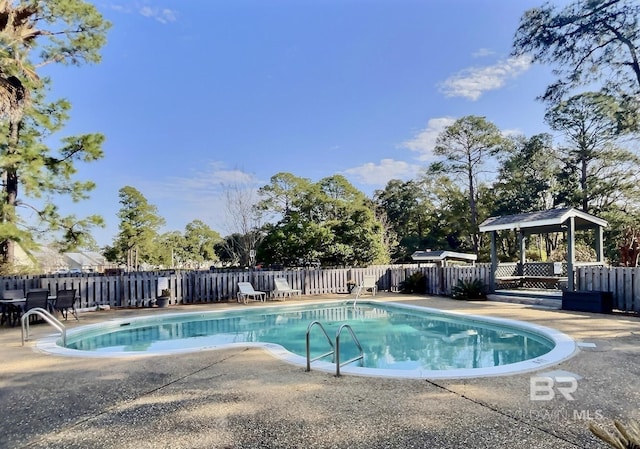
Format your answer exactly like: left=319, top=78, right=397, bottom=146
left=222, top=182, right=263, bottom=267
left=258, top=217, right=328, bottom=268
left=417, top=173, right=491, bottom=256
left=513, top=0, right=640, bottom=104
left=153, top=231, right=185, bottom=268
left=256, top=172, right=312, bottom=218
left=183, top=219, right=221, bottom=267
left=215, top=233, right=245, bottom=267
left=257, top=174, right=388, bottom=267
left=544, top=92, right=640, bottom=213
left=491, top=134, right=560, bottom=261
left=315, top=175, right=388, bottom=266
left=374, top=179, right=435, bottom=262
left=492, top=133, right=558, bottom=215
left=257, top=173, right=322, bottom=267
left=0, top=0, right=110, bottom=270
left=430, top=115, right=506, bottom=253
left=113, top=186, right=165, bottom=271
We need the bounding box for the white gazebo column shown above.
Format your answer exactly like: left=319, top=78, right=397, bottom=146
left=518, top=230, right=526, bottom=276
left=595, top=225, right=604, bottom=262
left=567, top=216, right=575, bottom=291
left=490, top=231, right=498, bottom=292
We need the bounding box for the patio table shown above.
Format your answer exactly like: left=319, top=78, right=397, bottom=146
left=0, top=297, right=56, bottom=327
left=0, top=298, right=26, bottom=327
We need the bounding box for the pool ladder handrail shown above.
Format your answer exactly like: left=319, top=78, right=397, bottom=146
left=306, top=321, right=334, bottom=372
left=349, top=282, right=364, bottom=308
left=306, top=320, right=364, bottom=377
left=21, top=307, right=67, bottom=346
left=335, top=323, right=364, bottom=377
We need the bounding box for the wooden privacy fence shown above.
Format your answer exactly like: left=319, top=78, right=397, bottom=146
left=0, top=264, right=491, bottom=309
left=577, top=266, right=640, bottom=313
left=2, top=264, right=638, bottom=313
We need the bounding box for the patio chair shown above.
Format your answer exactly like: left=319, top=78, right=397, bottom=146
left=272, top=278, right=302, bottom=300
left=53, top=289, right=78, bottom=320
left=237, top=282, right=267, bottom=304
left=23, top=290, right=50, bottom=324
left=355, top=275, right=378, bottom=296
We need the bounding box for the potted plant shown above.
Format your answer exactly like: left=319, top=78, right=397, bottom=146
left=156, top=288, right=171, bottom=308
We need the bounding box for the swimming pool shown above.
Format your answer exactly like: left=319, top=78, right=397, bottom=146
left=37, top=300, right=577, bottom=379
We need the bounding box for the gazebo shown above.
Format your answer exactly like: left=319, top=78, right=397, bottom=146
left=479, top=208, right=608, bottom=292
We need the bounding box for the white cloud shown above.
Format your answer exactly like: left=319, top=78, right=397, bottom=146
left=144, top=163, right=258, bottom=195
left=439, top=55, right=532, bottom=101
left=107, top=4, right=127, bottom=13
left=344, top=159, right=422, bottom=187
left=139, top=6, right=177, bottom=23
left=136, top=162, right=262, bottom=235
left=402, top=117, right=456, bottom=161
left=107, top=3, right=178, bottom=23
left=209, top=167, right=257, bottom=186
left=502, top=128, right=523, bottom=138
left=472, top=48, right=495, bottom=58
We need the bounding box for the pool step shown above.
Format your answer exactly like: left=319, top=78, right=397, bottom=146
left=488, top=289, right=562, bottom=309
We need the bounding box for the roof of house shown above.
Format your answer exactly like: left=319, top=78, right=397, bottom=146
left=478, top=207, right=608, bottom=234
left=82, top=251, right=107, bottom=264
left=64, top=252, right=106, bottom=266
left=410, top=250, right=477, bottom=262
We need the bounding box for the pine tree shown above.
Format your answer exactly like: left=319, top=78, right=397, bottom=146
left=114, top=186, right=165, bottom=271
left=0, top=0, right=110, bottom=271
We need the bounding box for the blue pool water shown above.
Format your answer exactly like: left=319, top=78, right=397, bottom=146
left=44, top=301, right=576, bottom=378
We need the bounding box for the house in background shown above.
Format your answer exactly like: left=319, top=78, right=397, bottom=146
left=31, top=245, right=66, bottom=273
left=32, top=246, right=108, bottom=273
left=12, top=244, right=40, bottom=271
left=64, top=252, right=107, bottom=273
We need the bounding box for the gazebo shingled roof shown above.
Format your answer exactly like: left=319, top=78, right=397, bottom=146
left=479, top=207, right=608, bottom=234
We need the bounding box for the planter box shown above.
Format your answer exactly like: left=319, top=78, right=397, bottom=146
left=562, top=290, right=613, bottom=314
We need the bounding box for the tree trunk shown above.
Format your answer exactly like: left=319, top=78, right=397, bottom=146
left=1, top=119, right=20, bottom=266
left=468, top=163, right=479, bottom=253
left=581, top=158, right=588, bottom=212
left=127, top=247, right=133, bottom=271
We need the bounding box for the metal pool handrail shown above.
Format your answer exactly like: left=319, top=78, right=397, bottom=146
left=335, top=324, right=364, bottom=377
left=21, top=307, right=66, bottom=346
left=306, top=320, right=335, bottom=372
left=306, top=320, right=364, bottom=377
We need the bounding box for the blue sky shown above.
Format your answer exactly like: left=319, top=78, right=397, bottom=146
left=38, top=0, right=563, bottom=247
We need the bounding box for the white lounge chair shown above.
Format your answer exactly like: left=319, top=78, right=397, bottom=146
left=272, top=278, right=302, bottom=300
left=237, top=282, right=267, bottom=304
left=355, top=275, right=377, bottom=296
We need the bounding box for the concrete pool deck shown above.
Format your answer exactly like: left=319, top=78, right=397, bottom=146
left=1, top=293, right=639, bottom=448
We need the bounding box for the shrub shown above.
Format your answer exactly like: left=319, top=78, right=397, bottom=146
left=399, top=272, right=427, bottom=294
left=451, top=278, right=487, bottom=300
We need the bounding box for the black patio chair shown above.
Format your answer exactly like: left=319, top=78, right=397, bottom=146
left=53, top=289, right=78, bottom=320
left=24, top=290, right=50, bottom=324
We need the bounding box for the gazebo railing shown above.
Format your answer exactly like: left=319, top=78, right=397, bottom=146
left=495, top=262, right=607, bottom=291
left=495, top=263, right=518, bottom=278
